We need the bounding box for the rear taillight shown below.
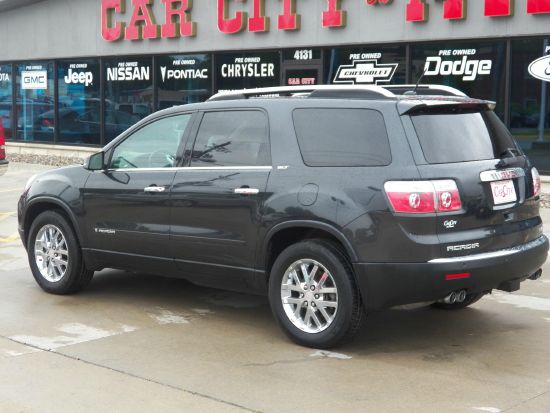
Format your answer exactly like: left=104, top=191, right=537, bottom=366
left=41, top=118, right=54, bottom=128
left=384, top=180, right=462, bottom=214
left=532, top=167, right=541, bottom=197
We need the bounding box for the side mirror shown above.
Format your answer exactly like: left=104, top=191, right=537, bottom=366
left=86, top=152, right=105, bottom=171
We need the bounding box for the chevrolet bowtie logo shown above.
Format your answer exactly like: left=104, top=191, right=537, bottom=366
left=333, top=59, right=398, bottom=85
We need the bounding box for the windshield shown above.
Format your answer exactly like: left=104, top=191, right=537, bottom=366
left=410, top=108, right=520, bottom=164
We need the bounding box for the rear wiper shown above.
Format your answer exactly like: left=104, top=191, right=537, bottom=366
left=496, top=148, right=521, bottom=168
left=499, top=148, right=520, bottom=159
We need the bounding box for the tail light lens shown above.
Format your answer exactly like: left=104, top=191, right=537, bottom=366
left=532, top=167, right=541, bottom=197
left=384, top=180, right=462, bottom=214
left=41, top=118, right=54, bottom=128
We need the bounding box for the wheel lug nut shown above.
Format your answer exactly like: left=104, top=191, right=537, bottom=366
left=310, top=286, right=315, bottom=291
left=304, top=301, right=308, bottom=307
left=315, top=294, right=319, bottom=299
left=311, top=302, right=316, bottom=307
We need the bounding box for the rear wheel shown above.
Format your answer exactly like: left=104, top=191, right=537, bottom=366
left=268, top=239, right=363, bottom=348
left=28, top=210, right=93, bottom=294
left=431, top=292, right=485, bottom=310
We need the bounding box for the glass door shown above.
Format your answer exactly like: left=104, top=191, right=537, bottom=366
left=282, top=48, right=323, bottom=87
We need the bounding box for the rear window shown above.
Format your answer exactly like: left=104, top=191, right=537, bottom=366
left=292, top=108, right=391, bottom=167
left=410, top=108, right=519, bottom=164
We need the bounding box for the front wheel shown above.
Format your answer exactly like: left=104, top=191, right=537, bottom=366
left=28, top=210, right=94, bottom=294
left=268, top=240, right=363, bottom=348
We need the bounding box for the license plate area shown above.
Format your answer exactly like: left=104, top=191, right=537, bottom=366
left=490, top=179, right=517, bottom=205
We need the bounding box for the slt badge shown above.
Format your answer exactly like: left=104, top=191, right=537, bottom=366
left=444, top=220, right=457, bottom=229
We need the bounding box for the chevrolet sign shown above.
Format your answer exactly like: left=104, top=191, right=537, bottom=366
left=333, top=59, right=398, bottom=85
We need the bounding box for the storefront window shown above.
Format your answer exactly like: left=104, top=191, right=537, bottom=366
left=215, top=51, right=280, bottom=92
left=411, top=41, right=506, bottom=118
left=156, top=54, right=211, bottom=110
left=104, top=57, right=152, bottom=143
left=510, top=38, right=550, bottom=172
left=57, top=59, right=101, bottom=145
left=16, top=62, right=55, bottom=142
left=324, top=45, right=406, bottom=86
left=0, top=64, right=12, bottom=140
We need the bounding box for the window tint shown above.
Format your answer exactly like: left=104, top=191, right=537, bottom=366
left=110, top=114, right=191, bottom=169
left=411, top=109, right=519, bottom=164
left=58, top=60, right=101, bottom=145
left=292, top=108, right=391, bottom=167
left=104, top=58, right=153, bottom=143
left=0, top=64, right=13, bottom=140
left=191, top=111, right=270, bottom=166
left=16, top=62, right=55, bottom=142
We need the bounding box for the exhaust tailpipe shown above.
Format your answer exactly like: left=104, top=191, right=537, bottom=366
left=440, top=289, right=467, bottom=305
left=528, top=269, right=542, bottom=281
left=442, top=291, right=457, bottom=304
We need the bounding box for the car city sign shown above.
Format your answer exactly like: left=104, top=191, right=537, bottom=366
left=101, top=0, right=550, bottom=41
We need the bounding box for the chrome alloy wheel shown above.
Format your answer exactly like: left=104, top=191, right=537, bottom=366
left=34, top=224, right=69, bottom=283
left=280, top=259, right=338, bottom=333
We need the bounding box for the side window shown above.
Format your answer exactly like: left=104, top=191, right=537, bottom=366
left=292, top=108, right=391, bottom=167
left=110, top=114, right=192, bottom=169
left=191, top=111, right=270, bottom=167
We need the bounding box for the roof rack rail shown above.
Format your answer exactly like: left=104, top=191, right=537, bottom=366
left=208, top=85, right=396, bottom=102
left=382, top=84, right=467, bottom=97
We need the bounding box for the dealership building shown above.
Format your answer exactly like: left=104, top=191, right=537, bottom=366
left=1, top=0, right=550, bottom=169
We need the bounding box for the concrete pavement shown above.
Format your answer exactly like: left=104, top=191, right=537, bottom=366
left=1, top=162, right=550, bottom=413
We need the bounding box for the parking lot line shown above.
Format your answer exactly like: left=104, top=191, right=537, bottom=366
left=0, top=212, right=16, bottom=222
left=0, top=188, right=21, bottom=193
left=0, top=232, right=20, bottom=244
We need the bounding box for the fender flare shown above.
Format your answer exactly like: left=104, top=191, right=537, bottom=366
left=24, top=196, right=85, bottom=247
left=258, top=220, right=359, bottom=269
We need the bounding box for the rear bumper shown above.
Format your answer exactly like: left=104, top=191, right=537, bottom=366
left=354, top=235, right=549, bottom=311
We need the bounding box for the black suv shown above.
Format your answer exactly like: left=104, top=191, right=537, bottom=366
left=18, top=85, right=549, bottom=348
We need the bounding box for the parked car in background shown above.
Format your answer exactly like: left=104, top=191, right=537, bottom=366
left=18, top=85, right=548, bottom=348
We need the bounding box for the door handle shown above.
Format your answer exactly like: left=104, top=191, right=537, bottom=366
left=234, top=187, right=259, bottom=195
left=144, top=186, right=166, bottom=193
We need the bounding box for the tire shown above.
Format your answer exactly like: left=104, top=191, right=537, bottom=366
left=431, top=292, right=485, bottom=310
left=27, top=210, right=94, bottom=294
left=268, top=239, right=363, bottom=348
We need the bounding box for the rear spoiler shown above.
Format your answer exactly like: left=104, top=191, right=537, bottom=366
left=397, top=97, right=496, bottom=116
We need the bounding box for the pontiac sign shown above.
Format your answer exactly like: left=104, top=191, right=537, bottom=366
left=102, top=0, right=550, bottom=41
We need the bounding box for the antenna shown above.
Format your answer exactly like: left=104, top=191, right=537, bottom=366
left=407, top=64, right=430, bottom=95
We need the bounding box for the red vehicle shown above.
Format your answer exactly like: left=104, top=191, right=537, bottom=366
left=0, top=116, right=8, bottom=175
